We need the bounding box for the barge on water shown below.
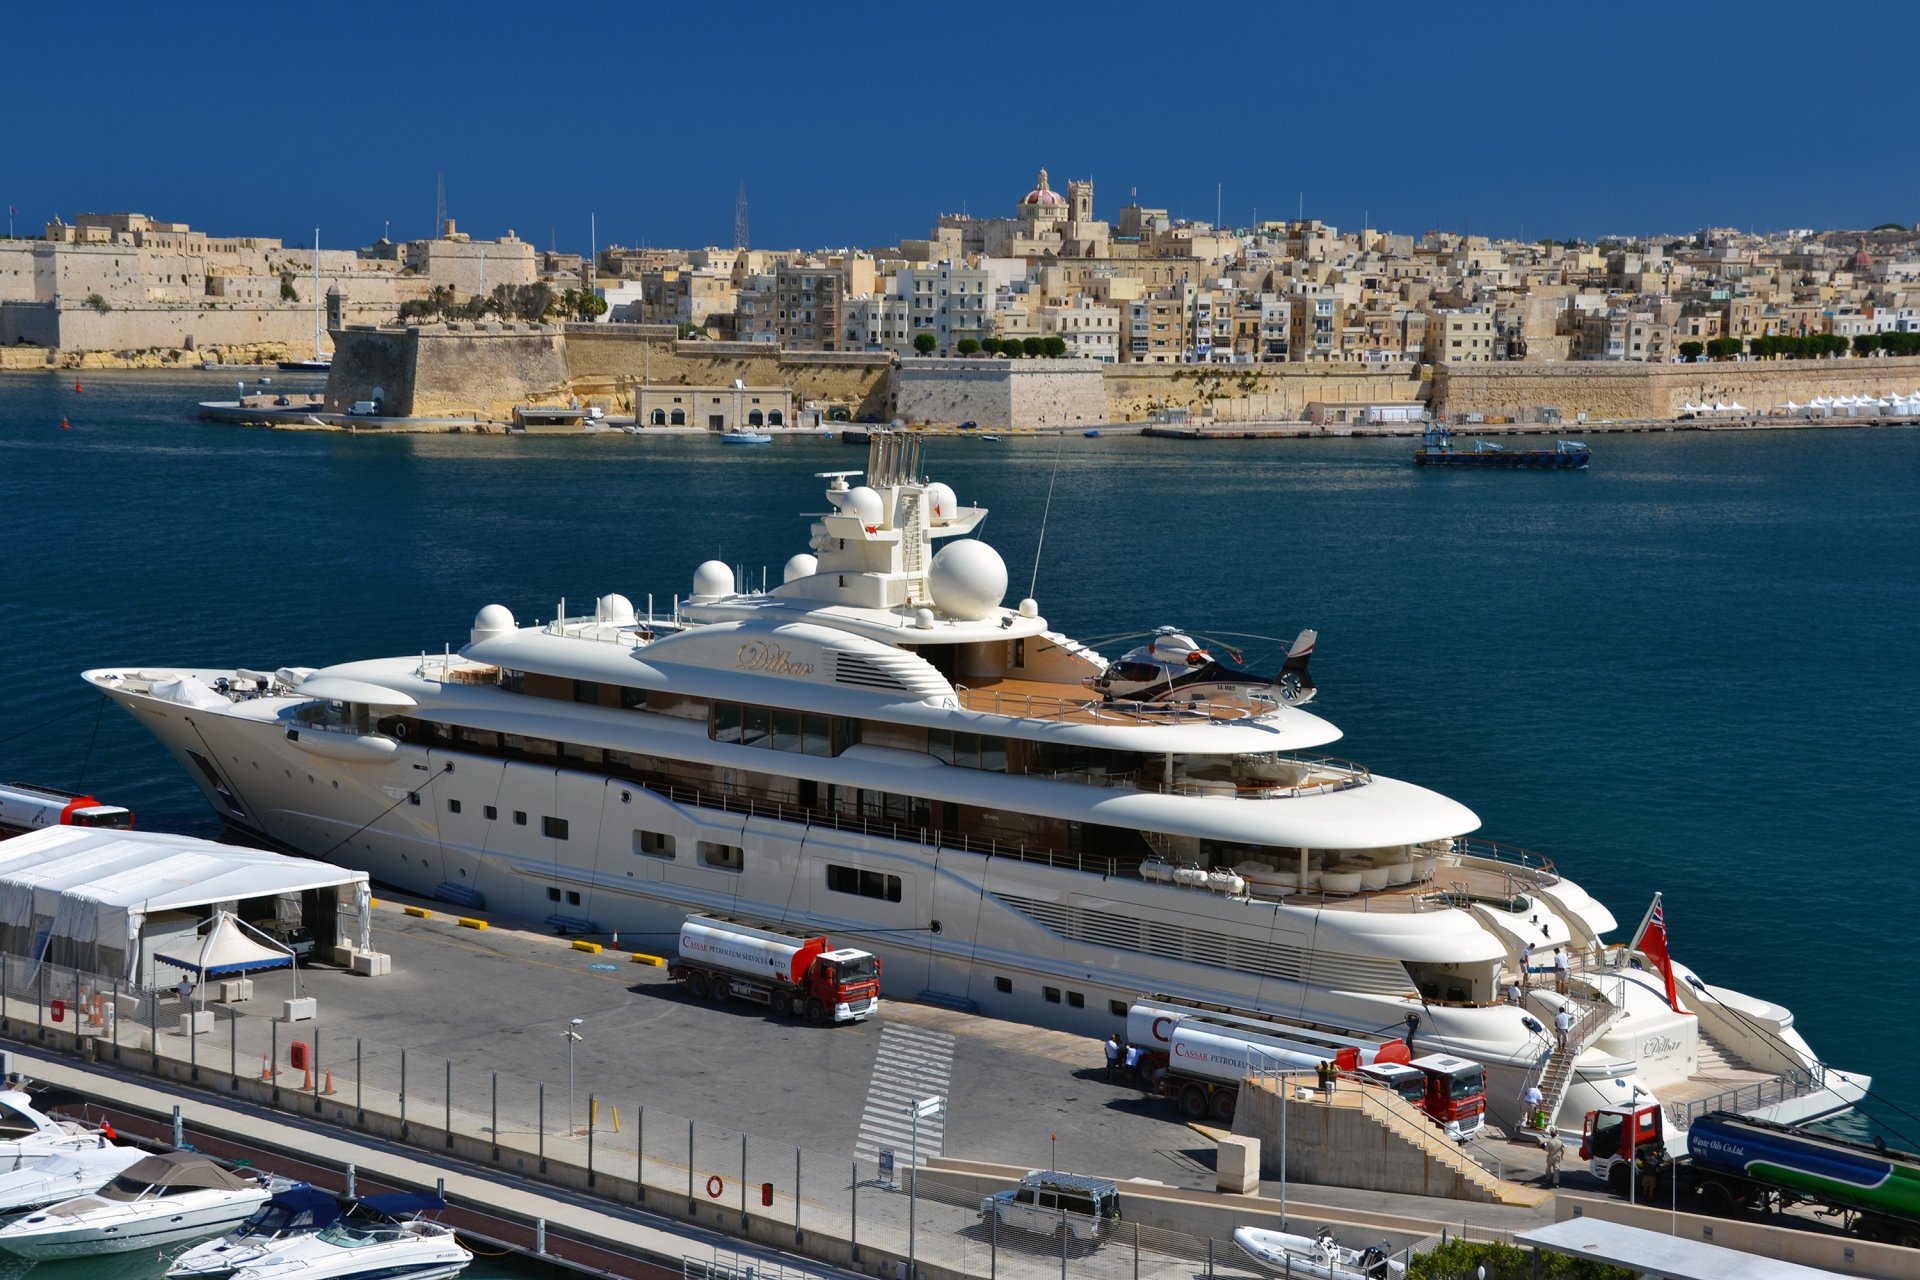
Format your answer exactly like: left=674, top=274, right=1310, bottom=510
left=1413, top=424, right=1590, bottom=469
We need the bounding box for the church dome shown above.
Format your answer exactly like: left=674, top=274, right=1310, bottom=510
left=1022, top=167, right=1067, bottom=207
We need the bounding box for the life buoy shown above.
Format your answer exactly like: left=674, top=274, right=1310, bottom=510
left=706, top=1175, right=724, bottom=1199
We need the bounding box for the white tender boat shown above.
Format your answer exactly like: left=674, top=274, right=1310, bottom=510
left=0, top=1090, right=124, bottom=1168
left=230, top=1205, right=469, bottom=1280
left=0, top=1151, right=270, bottom=1259
left=1233, top=1225, right=1402, bottom=1280
left=86, top=433, right=1867, bottom=1135
left=0, top=1142, right=147, bottom=1217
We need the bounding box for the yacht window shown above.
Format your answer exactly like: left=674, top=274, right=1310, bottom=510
left=994, top=976, right=1013, bottom=994
left=1109, top=1000, right=1127, bottom=1017
left=500, top=670, right=526, bottom=694
left=406, top=793, right=420, bottom=806
left=447, top=800, right=461, bottom=814
left=0, top=1103, right=37, bottom=1138
left=826, top=864, right=902, bottom=902
left=635, top=830, right=675, bottom=859
left=980, top=736, right=1007, bottom=772
left=1068, top=991, right=1085, bottom=1008
left=543, top=816, right=569, bottom=840
left=713, top=702, right=742, bottom=744
left=802, top=713, right=833, bottom=756
left=620, top=687, right=648, bottom=710
left=546, top=887, right=561, bottom=902
left=573, top=680, right=600, bottom=704
left=742, top=706, right=771, bottom=748
left=566, top=891, right=581, bottom=906
left=1044, top=986, right=1061, bottom=1003
left=513, top=811, right=527, bottom=826
left=484, top=805, right=498, bottom=820
left=698, top=841, right=744, bottom=871
left=772, top=709, right=801, bottom=753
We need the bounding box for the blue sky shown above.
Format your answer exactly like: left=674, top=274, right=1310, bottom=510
left=8, top=0, right=1915, bottom=255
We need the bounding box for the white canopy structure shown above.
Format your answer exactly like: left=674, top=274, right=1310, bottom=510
left=0, top=827, right=370, bottom=986
left=157, top=910, right=298, bottom=1004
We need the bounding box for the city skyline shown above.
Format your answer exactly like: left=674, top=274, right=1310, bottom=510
left=6, top=0, right=1916, bottom=254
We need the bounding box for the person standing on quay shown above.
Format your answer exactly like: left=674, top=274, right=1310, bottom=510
left=1104, top=1034, right=1121, bottom=1083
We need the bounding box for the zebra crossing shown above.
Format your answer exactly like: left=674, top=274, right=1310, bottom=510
left=854, top=1022, right=955, bottom=1164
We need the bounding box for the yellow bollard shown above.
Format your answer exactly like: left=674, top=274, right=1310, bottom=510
left=571, top=939, right=603, bottom=954
left=612, top=1104, right=620, bottom=1133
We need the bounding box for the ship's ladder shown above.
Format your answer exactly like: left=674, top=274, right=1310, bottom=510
left=1521, top=985, right=1625, bottom=1137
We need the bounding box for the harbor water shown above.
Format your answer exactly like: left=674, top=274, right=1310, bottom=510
left=1, top=370, right=1916, bottom=1154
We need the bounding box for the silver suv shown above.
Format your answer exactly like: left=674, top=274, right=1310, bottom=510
left=979, top=1171, right=1121, bottom=1244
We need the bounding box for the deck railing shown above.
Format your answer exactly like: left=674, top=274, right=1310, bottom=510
left=1452, top=836, right=1559, bottom=887
left=1666, top=1069, right=1818, bottom=1128
left=956, top=684, right=1277, bottom=725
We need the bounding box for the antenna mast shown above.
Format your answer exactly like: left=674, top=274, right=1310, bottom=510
left=734, top=181, right=749, bottom=251
left=435, top=173, right=447, bottom=236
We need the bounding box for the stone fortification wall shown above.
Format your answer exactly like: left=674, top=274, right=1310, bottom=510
left=1437, top=356, right=1920, bottom=419
left=1105, top=362, right=1429, bottom=423
left=896, top=358, right=1108, bottom=429
left=564, top=326, right=892, bottom=418
left=325, top=324, right=570, bottom=419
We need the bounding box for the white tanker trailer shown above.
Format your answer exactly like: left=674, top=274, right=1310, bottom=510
left=671, top=915, right=881, bottom=1025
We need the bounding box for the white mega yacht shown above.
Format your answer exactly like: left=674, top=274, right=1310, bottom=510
left=86, top=436, right=1863, bottom=1134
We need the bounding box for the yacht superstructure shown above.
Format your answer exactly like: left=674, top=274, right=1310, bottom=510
left=85, top=435, right=1864, bottom=1134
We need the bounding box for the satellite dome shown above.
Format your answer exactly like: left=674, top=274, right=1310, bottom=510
left=782, top=553, right=819, bottom=584
left=691, top=561, right=735, bottom=602
left=928, top=540, right=1008, bottom=621
left=846, top=486, right=884, bottom=528
left=471, top=604, right=516, bottom=645
left=599, top=593, right=636, bottom=625
left=925, top=481, right=958, bottom=524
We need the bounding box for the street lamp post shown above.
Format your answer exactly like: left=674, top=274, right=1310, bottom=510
left=565, top=1018, right=585, bottom=1135
left=907, top=1094, right=943, bottom=1280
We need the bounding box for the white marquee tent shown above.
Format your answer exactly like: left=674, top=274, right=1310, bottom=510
left=0, top=827, right=370, bottom=987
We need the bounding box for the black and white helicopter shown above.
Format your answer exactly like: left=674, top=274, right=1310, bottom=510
left=1086, top=626, right=1317, bottom=706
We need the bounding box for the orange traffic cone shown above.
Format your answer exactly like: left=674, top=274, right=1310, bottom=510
left=301, top=1063, right=313, bottom=1091
left=259, top=1056, right=272, bottom=1082
left=322, top=1070, right=337, bottom=1096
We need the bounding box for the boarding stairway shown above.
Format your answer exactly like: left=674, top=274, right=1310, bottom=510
left=1519, top=984, right=1624, bottom=1138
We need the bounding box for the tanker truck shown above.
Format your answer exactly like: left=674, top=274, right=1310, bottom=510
left=0, top=783, right=132, bottom=838
left=1126, top=995, right=1486, bottom=1137
left=671, top=915, right=880, bottom=1025
left=1583, top=1103, right=1920, bottom=1246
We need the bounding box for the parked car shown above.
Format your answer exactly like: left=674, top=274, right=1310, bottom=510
left=979, top=1171, right=1121, bottom=1244
left=248, top=920, right=314, bottom=960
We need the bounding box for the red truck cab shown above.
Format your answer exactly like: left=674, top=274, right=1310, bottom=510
left=1409, top=1054, right=1487, bottom=1140
left=1581, top=1101, right=1664, bottom=1193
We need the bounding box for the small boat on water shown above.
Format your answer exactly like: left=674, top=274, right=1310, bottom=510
left=1412, top=423, right=1588, bottom=469
left=721, top=431, right=773, bottom=445
left=1233, top=1225, right=1402, bottom=1280
left=0, top=1151, right=272, bottom=1259
left=839, top=428, right=871, bottom=445
left=167, top=1184, right=339, bottom=1277
left=1084, top=429, right=1103, bottom=437
left=228, top=1195, right=468, bottom=1280
left=0, top=1144, right=148, bottom=1218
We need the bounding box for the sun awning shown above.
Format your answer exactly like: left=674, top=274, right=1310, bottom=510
left=156, top=911, right=291, bottom=977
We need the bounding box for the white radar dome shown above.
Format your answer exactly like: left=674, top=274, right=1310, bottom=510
left=846, top=486, right=885, bottom=528
left=782, top=554, right=819, bottom=584
left=599, top=593, right=637, bottom=625
left=471, top=604, right=516, bottom=644
left=924, top=481, right=958, bottom=524
left=1018, top=597, right=1039, bottom=618
left=691, top=560, right=735, bottom=602
left=928, top=540, right=1008, bottom=621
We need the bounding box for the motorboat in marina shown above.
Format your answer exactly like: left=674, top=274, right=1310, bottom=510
left=166, top=1183, right=339, bottom=1276
left=0, top=1150, right=271, bottom=1259
left=721, top=431, right=774, bottom=445
left=0, top=1089, right=125, bottom=1167
left=1233, top=1225, right=1402, bottom=1280
left=86, top=432, right=1866, bottom=1137
left=229, top=1195, right=468, bottom=1280
left=0, top=1143, right=147, bottom=1217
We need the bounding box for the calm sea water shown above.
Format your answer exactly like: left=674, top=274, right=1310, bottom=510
left=2, top=370, right=1916, bottom=1155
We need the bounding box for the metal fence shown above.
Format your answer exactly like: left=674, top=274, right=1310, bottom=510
left=0, top=954, right=1471, bottom=1279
